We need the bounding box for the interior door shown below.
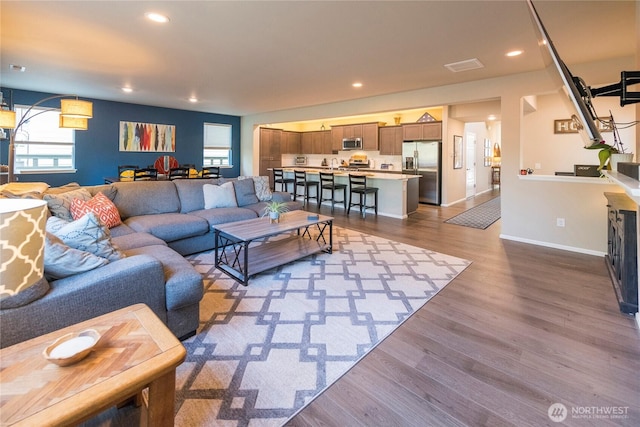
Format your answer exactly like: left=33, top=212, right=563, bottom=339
left=465, top=132, right=476, bottom=198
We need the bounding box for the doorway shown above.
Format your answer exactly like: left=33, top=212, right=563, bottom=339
left=465, top=132, right=476, bottom=198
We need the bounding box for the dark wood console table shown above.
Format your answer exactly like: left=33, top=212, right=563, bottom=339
left=604, top=192, right=638, bottom=314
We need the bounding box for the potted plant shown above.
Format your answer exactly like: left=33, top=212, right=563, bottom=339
left=262, top=200, right=289, bottom=223
left=585, top=115, right=633, bottom=171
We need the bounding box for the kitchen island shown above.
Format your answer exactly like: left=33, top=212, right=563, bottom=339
left=280, top=168, right=419, bottom=218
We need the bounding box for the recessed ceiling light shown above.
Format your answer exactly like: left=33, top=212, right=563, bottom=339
left=145, top=12, right=170, bottom=23
left=506, top=50, right=523, bottom=57
left=9, top=64, right=26, bottom=72
left=487, top=114, right=497, bottom=121
left=121, top=87, right=133, bottom=93
left=189, top=96, right=198, bottom=103
left=352, top=82, right=363, bottom=88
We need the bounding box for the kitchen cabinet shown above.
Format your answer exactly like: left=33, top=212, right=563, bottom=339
left=331, top=126, right=343, bottom=152
left=402, top=122, right=442, bottom=141
left=300, top=130, right=332, bottom=154
left=259, top=127, right=282, bottom=178
left=281, top=131, right=301, bottom=154
left=362, top=123, right=379, bottom=150
left=378, top=126, right=403, bottom=155
left=332, top=122, right=382, bottom=151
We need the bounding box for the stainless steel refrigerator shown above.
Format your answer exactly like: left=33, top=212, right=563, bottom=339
left=402, top=141, right=442, bottom=205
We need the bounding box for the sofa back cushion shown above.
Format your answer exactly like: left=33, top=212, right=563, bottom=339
left=112, top=181, right=180, bottom=219
left=173, top=178, right=219, bottom=213
left=233, top=178, right=259, bottom=206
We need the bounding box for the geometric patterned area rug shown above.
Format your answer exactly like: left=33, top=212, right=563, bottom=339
left=177, top=226, right=471, bottom=426
left=444, top=196, right=501, bottom=229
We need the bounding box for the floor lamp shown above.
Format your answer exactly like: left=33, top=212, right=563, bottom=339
left=0, top=95, right=93, bottom=182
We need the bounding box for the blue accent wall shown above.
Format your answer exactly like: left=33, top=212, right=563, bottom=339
left=1, top=88, right=241, bottom=186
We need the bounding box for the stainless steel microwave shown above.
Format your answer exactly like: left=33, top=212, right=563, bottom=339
left=342, top=138, right=362, bottom=150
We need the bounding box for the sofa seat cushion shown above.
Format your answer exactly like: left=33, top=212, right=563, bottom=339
left=124, top=213, right=209, bottom=242
left=109, top=223, right=136, bottom=237
left=112, top=231, right=167, bottom=251
left=112, top=181, right=181, bottom=219
left=125, top=245, right=203, bottom=311
left=190, top=207, right=258, bottom=227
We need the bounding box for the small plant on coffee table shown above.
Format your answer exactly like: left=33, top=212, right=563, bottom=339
left=262, top=201, right=289, bottom=223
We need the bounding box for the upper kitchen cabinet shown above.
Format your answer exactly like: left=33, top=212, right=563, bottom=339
left=378, top=126, right=403, bottom=155
left=362, top=123, right=379, bottom=150
left=332, top=122, right=383, bottom=151
left=402, top=122, right=442, bottom=141
left=282, top=130, right=301, bottom=154
left=301, top=130, right=332, bottom=154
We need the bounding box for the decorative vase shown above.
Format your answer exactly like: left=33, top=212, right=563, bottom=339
left=269, top=211, right=280, bottom=223
left=610, top=153, right=634, bottom=171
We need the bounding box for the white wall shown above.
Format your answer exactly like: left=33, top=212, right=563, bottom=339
left=521, top=93, right=635, bottom=175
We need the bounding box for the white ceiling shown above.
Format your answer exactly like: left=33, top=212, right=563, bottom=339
left=0, top=1, right=635, bottom=117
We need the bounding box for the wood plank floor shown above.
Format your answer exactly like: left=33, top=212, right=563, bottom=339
left=86, top=189, right=640, bottom=426
left=287, top=189, right=640, bottom=427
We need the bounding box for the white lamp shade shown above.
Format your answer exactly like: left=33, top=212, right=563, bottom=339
left=0, top=110, right=16, bottom=128
left=0, top=199, right=48, bottom=302
left=59, top=115, right=88, bottom=130
left=60, top=99, right=93, bottom=118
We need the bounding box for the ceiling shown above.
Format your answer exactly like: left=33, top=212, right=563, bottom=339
left=0, top=1, right=635, bottom=118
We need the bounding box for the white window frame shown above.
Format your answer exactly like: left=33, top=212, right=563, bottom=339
left=13, top=104, right=76, bottom=174
left=203, top=123, right=232, bottom=167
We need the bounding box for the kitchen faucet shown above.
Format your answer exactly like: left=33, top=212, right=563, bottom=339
left=330, top=158, right=338, bottom=170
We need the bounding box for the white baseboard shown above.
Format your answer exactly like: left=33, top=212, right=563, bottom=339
left=499, top=234, right=606, bottom=257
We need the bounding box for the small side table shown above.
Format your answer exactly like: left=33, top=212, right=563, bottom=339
left=0, top=304, right=186, bottom=426
left=491, top=166, right=501, bottom=186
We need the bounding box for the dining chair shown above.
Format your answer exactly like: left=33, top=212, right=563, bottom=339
left=168, top=167, right=190, bottom=180
left=134, top=167, right=158, bottom=181
left=200, top=166, right=221, bottom=179
left=118, top=165, right=138, bottom=181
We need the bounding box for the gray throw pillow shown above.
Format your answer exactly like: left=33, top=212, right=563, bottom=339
left=238, top=176, right=272, bottom=201
left=43, top=187, right=93, bottom=221
left=46, top=212, right=126, bottom=262
left=233, top=178, right=259, bottom=206
left=44, top=232, right=109, bottom=280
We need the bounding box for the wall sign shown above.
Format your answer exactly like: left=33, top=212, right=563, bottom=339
left=119, top=121, right=176, bottom=152
left=553, top=118, right=612, bottom=134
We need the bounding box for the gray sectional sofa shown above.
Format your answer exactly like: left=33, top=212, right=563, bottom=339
left=0, top=177, right=302, bottom=348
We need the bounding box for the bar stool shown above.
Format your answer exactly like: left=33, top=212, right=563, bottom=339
left=273, top=168, right=294, bottom=193
left=348, top=174, right=378, bottom=218
left=319, top=172, right=347, bottom=212
left=293, top=170, right=319, bottom=207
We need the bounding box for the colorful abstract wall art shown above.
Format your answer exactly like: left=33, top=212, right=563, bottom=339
left=119, top=121, right=176, bottom=152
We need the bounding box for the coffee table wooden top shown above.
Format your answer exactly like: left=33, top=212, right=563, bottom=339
left=215, top=210, right=333, bottom=241
left=0, top=304, right=186, bottom=426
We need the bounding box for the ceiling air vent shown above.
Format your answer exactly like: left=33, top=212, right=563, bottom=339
left=444, top=58, right=484, bottom=73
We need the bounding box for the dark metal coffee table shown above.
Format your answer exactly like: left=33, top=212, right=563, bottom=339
left=214, top=210, right=333, bottom=285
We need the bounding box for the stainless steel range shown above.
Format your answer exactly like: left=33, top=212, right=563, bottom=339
left=347, top=155, right=369, bottom=170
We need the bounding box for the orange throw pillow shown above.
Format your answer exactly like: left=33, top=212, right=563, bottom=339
left=70, top=192, right=122, bottom=228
